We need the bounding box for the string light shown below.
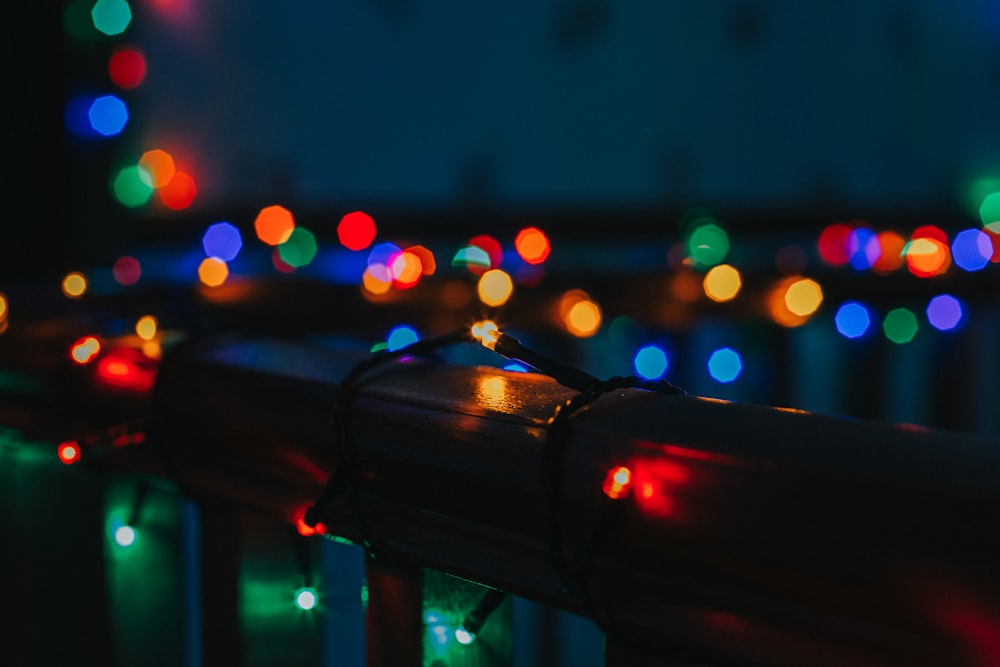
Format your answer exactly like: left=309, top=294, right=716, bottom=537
left=57, top=441, right=82, bottom=465
left=471, top=320, right=596, bottom=391
left=294, top=587, right=318, bottom=611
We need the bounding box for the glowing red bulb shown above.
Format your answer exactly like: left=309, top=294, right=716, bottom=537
left=58, top=441, right=81, bottom=465
left=602, top=465, right=632, bottom=499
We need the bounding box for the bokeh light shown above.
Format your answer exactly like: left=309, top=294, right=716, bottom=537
left=138, top=149, right=176, bottom=188
left=405, top=245, right=436, bottom=276
left=198, top=258, right=229, bottom=287
left=926, top=294, right=964, bottom=332
left=872, top=231, right=906, bottom=273
left=560, top=290, right=602, bottom=337
left=477, top=269, right=514, bottom=307
left=980, top=192, right=1000, bottom=225
left=255, top=205, right=295, bottom=246
left=112, top=165, right=154, bottom=208
left=468, top=234, right=503, bottom=271
left=633, top=345, right=668, bottom=379
left=108, top=46, right=146, bottom=88
left=834, top=301, right=872, bottom=339
left=112, top=256, right=142, bottom=286
left=951, top=228, right=993, bottom=272
left=766, top=277, right=809, bottom=327
left=135, top=315, right=157, bottom=341
left=686, top=221, right=729, bottom=267
left=386, top=325, right=419, bottom=351
left=62, top=272, right=87, bottom=298
left=703, top=264, right=742, bottom=302
left=202, top=222, right=242, bottom=261
left=847, top=226, right=881, bottom=270
left=390, top=251, right=423, bottom=289
left=278, top=228, right=318, bottom=268
left=88, top=95, right=129, bottom=136
left=0, top=292, right=7, bottom=323
left=707, top=347, right=742, bottom=383
left=91, top=0, right=132, bottom=35
left=361, top=265, right=392, bottom=296
left=57, top=441, right=82, bottom=465
left=817, top=222, right=852, bottom=266
left=904, top=237, right=951, bottom=278
left=70, top=335, right=101, bottom=364
left=158, top=170, right=197, bottom=210
left=452, top=246, right=491, bottom=272
left=784, top=277, right=823, bottom=316
left=337, top=211, right=377, bottom=251
left=987, top=223, right=1000, bottom=263
left=883, top=308, right=918, bottom=344
left=514, top=227, right=551, bottom=264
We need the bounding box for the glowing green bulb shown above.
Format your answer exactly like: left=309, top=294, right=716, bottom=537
left=295, top=587, right=317, bottom=610
left=454, top=626, right=476, bottom=645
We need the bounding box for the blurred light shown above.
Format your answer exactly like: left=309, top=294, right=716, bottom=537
left=88, top=95, right=128, bottom=136
left=847, top=226, right=881, bottom=270
left=503, top=362, right=528, bottom=372
left=112, top=256, right=141, bottom=285
left=158, top=170, right=197, bottom=210
left=559, top=291, right=602, bottom=337
left=255, top=205, right=296, bottom=246
left=912, top=225, right=949, bottom=244
left=63, top=272, right=88, bottom=298
left=987, top=223, right=1000, bottom=263
left=834, top=302, right=872, bottom=339
left=362, top=265, right=392, bottom=295
left=904, top=237, right=951, bottom=278
left=784, top=278, right=823, bottom=316
left=468, top=234, right=503, bottom=270
left=63, top=1, right=98, bottom=41
left=0, top=292, right=6, bottom=322
left=633, top=345, right=668, bottom=380
left=454, top=627, right=476, bottom=645
left=926, top=295, right=964, bottom=331
left=337, top=211, right=377, bottom=251
left=452, top=246, right=492, bottom=272
left=708, top=347, right=742, bottom=383
left=687, top=221, right=729, bottom=267
left=198, top=258, right=229, bottom=287
left=703, top=264, right=741, bottom=302
left=58, top=441, right=82, bottom=465
left=391, top=251, right=423, bottom=289
left=138, top=149, right=176, bottom=188
left=766, top=277, right=808, bottom=327
left=951, top=228, right=993, bottom=272
left=71, top=336, right=101, bottom=364
left=271, top=249, right=296, bottom=273
left=386, top=325, right=419, bottom=351
left=295, top=587, right=317, bottom=611
left=817, top=222, right=852, bottom=266
left=980, top=192, right=1000, bottom=225
left=670, top=270, right=702, bottom=303
left=368, top=242, right=402, bottom=277
left=112, top=165, right=154, bottom=208
left=278, top=227, right=318, bottom=268
left=405, top=245, right=436, bottom=276
left=873, top=231, right=906, bottom=273
left=477, top=269, right=513, bottom=307
left=471, top=320, right=500, bottom=349
left=883, top=308, right=918, bottom=344
left=602, top=465, right=633, bottom=500
left=632, top=457, right=689, bottom=518
left=514, top=227, right=551, bottom=264
left=114, top=525, right=137, bottom=548
left=95, top=348, right=157, bottom=392
left=202, top=222, right=242, bottom=261
left=135, top=315, right=157, bottom=341
left=91, top=0, right=132, bottom=35
left=108, top=46, right=146, bottom=88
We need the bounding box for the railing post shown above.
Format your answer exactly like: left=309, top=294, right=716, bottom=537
left=366, top=557, right=424, bottom=667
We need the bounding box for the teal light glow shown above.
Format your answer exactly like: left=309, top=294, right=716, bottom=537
left=687, top=221, right=730, bottom=267
left=707, top=347, right=742, bottom=383
left=386, top=325, right=419, bottom=351
left=91, top=0, right=132, bottom=36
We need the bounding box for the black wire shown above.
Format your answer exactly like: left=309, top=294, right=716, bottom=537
left=541, top=374, right=686, bottom=632
left=305, top=328, right=473, bottom=556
